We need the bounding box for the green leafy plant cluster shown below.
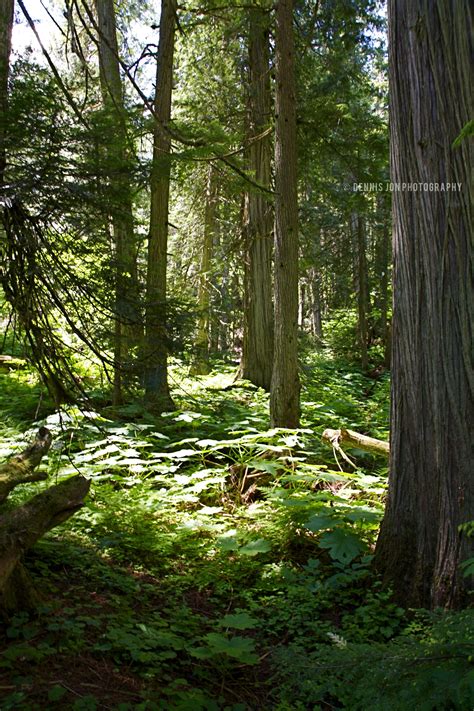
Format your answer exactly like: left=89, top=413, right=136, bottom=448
left=272, top=610, right=474, bottom=710
left=0, top=358, right=470, bottom=709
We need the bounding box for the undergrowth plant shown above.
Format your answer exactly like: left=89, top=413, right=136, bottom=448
left=1, top=357, right=471, bottom=710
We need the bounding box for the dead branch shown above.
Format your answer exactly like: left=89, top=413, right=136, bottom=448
left=322, top=428, right=389, bottom=459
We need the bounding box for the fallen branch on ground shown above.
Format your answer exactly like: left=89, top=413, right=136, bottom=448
left=322, top=428, right=389, bottom=462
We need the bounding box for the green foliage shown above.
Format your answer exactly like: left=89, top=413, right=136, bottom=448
left=0, top=353, right=465, bottom=710
left=272, top=610, right=474, bottom=710
left=452, top=119, right=474, bottom=148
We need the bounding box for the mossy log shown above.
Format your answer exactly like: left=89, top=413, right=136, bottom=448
left=322, top=428, right=389, bottom=458
left=0, top=355, right=28, bottom=370
left=0, top=426, right=52, bottom=503
left=0, top=428, right=90, bottom=617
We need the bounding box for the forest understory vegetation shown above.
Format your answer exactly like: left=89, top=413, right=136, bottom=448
left=0, top=0, right=472, bottom=707
left=0, top=335, right=472, bottom=711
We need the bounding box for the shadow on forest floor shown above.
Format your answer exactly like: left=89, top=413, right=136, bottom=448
left=0, top=358, right=471, bottom=710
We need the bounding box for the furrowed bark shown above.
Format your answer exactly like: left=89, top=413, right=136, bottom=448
left=144, top=0, right=176, bottom=410
left=375, top=0, right=473, bottom=609
left=240, top=6, right=274, bottom=391
left=270, top=0, right=300, bottom=428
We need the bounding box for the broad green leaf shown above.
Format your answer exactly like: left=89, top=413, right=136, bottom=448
left=196, top=438, right=219, bottom=447
left=167, top=448, right=197, bottom=459
left=203, top=633, right=258, bottom=664
left=217, top=535, right=239, bottom=551
left=342, top=507, right=382, bottom=523
left=238, top=539, right=271, bottom=556
left=319, top=528, right=365, bottom=564
left=305, top=513, right=341, bottom=531
left=246, top=459, right=280, bottom=474
left=217, top=613, right=259, bottom=630
left=199, top=506, right=223, bottom=515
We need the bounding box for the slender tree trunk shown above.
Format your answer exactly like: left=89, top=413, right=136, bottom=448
left=217, top=236, right=230, bottom=355
left=95, top=0, right=141, bottom=405
left=191, top=166, right=217, bottom=375
left=309, top=227, right=324, bottom=344
left=356, top=213, right=369, bottom=371
left=270, top=0, right=300, bottom=428
left=298, top=281, right=306, bottom=329
left=375, top=0, right=473, bottom=609
left=144, top=0, right=176, bottom=410
left=0, top=0, right=14, bottom=188
left=375, top=196, right=391, bottom=368
left=309, top=266, right=323, bottom=343
left=240, top=7, right=274, bottom=391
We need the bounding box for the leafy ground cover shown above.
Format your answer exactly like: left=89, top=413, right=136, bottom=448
left=0, top=356, right=472, bottom=710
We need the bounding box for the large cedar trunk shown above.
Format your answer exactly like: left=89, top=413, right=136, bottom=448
left=375, top=0, right=473, bottom=608
left=270, top=0, right=300, bottom=428
left=144, top=0, right=176, bottom=410
left=240, top=7, right=274, bottom=392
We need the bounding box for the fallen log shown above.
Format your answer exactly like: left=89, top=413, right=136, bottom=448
left=322, top=428, right=389, bottom=459
left=0, top=355, right=28, bottom=370
left=0, top=428, right=90, bottom=617
left=0, top=426, right=52, bottom=503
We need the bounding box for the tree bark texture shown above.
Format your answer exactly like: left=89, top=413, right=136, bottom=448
left=0, top=0, right=14, bottom=187
left=308, top=226, right=324, bottom=344
left=95, top=0, right=141, bottom=404
left=270, top=0, right=300, bottom=428
left=191, top=166, right=217, bottom=375
left=309, top=265, right=323, bottom=343
left=374, top=196, right=392, bottom=368
left=144, top=0, right=176, bottom=409
left=375, top=0, right=474, bottom=609
left=356, top=214, right=369, bottom=371
left=240, top=7, right=274, bottom=392
left=0, top=428, right=90, bottom=616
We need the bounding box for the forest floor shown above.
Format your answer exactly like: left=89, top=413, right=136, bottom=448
left=0, top=354, right=472, bottom=710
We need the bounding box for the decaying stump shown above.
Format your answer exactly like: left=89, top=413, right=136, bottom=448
left=0, top=427, right=90, bottom=618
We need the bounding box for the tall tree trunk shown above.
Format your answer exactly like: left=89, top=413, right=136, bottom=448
left=191, top=166, right=217, bottom=375
left=354, top=212, right=369, bottom=371
left=0, top=0, right=14, bottom=188
left=144, top=0, right=176, bottom=410
left=375, top=0, right=473, bottom=609
left=309, top=227, right=324, bottom=345
left=95, top=0, right=141, bottom=405
left=309, top=266, right=323, bottom=343
left=240, top=7, right=274, bottom=391
left=270, top=0, right=300, bottom=428
left=375, top=195, right=391, bottom=368
left=298, top=281, right=305, bottom=329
